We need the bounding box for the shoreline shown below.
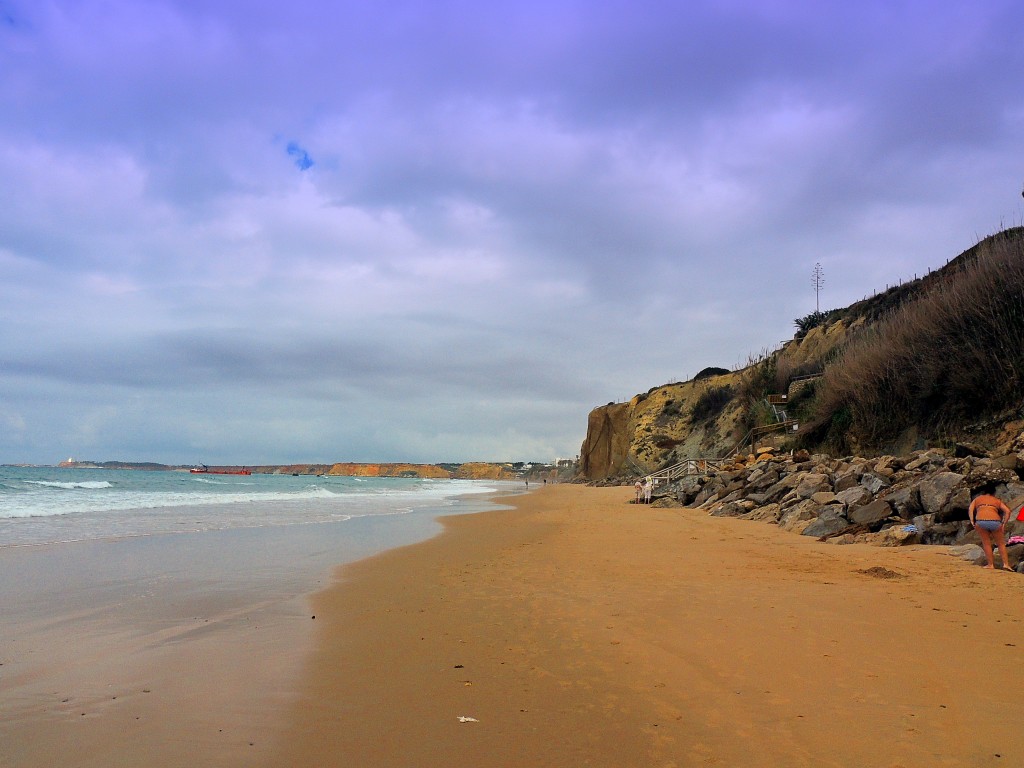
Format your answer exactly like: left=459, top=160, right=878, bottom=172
left=0, top=488, right=516, bottom=768
left=266, top=484, right=1024, bottom=767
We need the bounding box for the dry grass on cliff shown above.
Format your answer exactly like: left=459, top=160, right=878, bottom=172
left=807, top=228, right=1024, bottom=451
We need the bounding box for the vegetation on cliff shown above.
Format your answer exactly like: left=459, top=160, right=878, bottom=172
left=804, top=229, right=1024, bottom=453
left=579, top=227, right=1024, bottom=480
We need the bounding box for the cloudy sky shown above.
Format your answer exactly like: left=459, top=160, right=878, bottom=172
left=1, top=0, right=1022, bottom=466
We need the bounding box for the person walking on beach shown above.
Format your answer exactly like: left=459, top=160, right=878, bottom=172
left=643, top=477, right=653, bottom=504
left=968, top=491, right=1013, bottom=570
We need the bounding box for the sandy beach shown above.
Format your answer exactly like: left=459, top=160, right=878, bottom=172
left=5, top=484, right=1023, bottom=767
left=268, top=484, right=1024, bottom=768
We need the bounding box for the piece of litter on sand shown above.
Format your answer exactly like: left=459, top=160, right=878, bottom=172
left=457, top=716, right=479, bottom=723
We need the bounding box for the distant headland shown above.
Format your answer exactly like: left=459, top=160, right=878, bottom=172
left=48, top=458, right=576, bottom=481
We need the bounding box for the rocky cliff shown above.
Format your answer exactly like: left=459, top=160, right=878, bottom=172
left=579, top=227, right=1024, bottom=481
left=255, top=462, right=517, bottom=479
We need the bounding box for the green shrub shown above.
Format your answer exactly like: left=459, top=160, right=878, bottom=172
left=691, top=384, right=734, bottom=422
left=694, top=366, right=730, bottom=381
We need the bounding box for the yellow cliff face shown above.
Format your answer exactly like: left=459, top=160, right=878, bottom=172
left=249, top=462, right=522, bottom=479
left=579, top=373, right=748, bottom=481
left=452, top=463, right=517, bottom=480
left=578, top=325, right=855, bottom=481
left=326, top=463, right=452, bottom=478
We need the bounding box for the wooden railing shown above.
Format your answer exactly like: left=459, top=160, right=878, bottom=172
left=647, top=457, right=724, bottom=484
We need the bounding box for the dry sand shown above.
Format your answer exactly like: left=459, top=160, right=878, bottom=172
left=267, top=484, right=1024, bottom=768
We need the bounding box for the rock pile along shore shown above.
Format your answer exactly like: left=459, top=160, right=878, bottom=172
left=618, top=438, right=1024, bottom=570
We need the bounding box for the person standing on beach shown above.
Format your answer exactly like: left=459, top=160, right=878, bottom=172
left=634, top=479, right=643, bottom=504
left=643, top=477, right=653, bottom=504
left=968, top=491, right=1013, bottom=570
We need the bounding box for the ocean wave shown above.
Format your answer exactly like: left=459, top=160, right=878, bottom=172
left=23, top=480, right=114, bottom=490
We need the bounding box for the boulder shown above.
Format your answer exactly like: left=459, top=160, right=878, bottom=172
left=849, top=499, right=893, bottom=527
left=930, top=521, right=970, bottom=545
left=746, top=468, right=782, bottom=492
left=833, top=468, right=862, bottom=492
left=836, top=485, right=872, bottom=508
left=955, top=442, right=989, bottom=458
left=790, top=475, right=831, bottom=499
left=810, top=491, right=838, bottom=505
left=860, top=472, right=891, bottom=495
left=801, top=509, right=849, bottom=538
left=884, top=486, right=922, bottom=520
left=874, top=455, right=907, bottom=473
left=991, top=454, right=1021, bottom=472
left=779, top=500, right=820, bottom=532
left=651, top=497, right=683, bottom=508
left=693, top=482, right=722, bottom=506
left=918, top=471, right=966, bottom=517
left=759, top=478, right=797, bottom=505
left=709, top=501, right=750, bottom=517
left=867, top=525, right=921, bottom=547
left=905, top=450, right=948, bottom=472
left=743, top=503, right=783, bottom=523
left=696, top=491, right=721, bottom=508
left=718, top=489, right=746, bottom=504
left=965, top=464, right=1019, bottom=491
left=745, top=465, right=768, bottom=484
left=911, top=513, right=936, bottom=536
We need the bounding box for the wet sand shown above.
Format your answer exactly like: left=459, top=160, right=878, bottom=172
left=268, top=484, right=1024, bottom=768
left=0, top=504, right=468, bottom=768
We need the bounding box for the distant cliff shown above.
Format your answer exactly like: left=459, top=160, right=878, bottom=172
left=579, top=227, right=1024, bottom=481
left=55, top=460, right=521, bottom=479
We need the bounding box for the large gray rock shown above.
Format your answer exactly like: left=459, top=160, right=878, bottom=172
left=756, top=479, right=794, bottom=505
left=833, top=468, right=862, bottom=493
left=693, top=480, right=724, bottom=506
left=918, top=471, right=966, bottom=516
left=779, top=499, right=820, bottom=532
left=696, top=491, right=721, bottom=509
left=801, top=509, right=849, bottom=538
left=860, top=472, right=891, bottom=495
left=870, top=525, right=921, bottom=547
left=849, top=499, right=893, bottom=527
left=905, top=450, right=948, bottom=472
left=874, top=455, right=907, bottom=473
left=884, top=485, right=922, bottom=520
left=991, top=454, right=1021, bottom=472
left=709, top=501, right=750, bottom=517
left=836, top=485, right=872, bottom=508
left=794, top=473, right=835, bottom=501
left=912, top=513, right=936, bottom=535
left=746, top=468, right=782, bottom=492
left=675, top=475, right=704, bottom=500
left=743, top=503, right=782, bottom=523
left=955, top=442, right=989, bottom=458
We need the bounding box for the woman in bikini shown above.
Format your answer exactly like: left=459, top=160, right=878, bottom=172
left=968, top=492, right=1013, bottom=570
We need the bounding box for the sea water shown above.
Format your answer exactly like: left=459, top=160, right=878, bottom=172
left=0, top=465, right=514, bottom=548
left=0, top=467, right=521, bottom=765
